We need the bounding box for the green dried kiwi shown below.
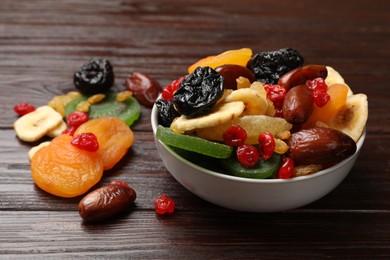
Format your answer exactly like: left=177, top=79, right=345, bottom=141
left=156, top=125, right=232, bottom=159
left=65, top=91, right=141, bottom=126
left=220, top=153, right=283, bottom=179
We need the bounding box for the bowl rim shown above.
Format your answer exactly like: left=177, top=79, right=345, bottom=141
left=151, top=102, right=365, bottom=185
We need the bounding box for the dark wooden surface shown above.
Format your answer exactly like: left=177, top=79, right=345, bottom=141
left=1, top=0, right=389, bottom=258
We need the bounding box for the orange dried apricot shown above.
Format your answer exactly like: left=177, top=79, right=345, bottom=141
left=74, top=117, right=134, bottom=170
left=303, top=83, right=349, bottom=128
left=30, top=134, right=103, bottom=198
left=188, top=48, right=253, bottom=74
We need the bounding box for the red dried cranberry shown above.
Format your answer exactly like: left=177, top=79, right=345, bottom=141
left=223, top=125, right=247, bottom=146
left=71, top=133, right=99, bottom=152
left=264, top=84, right=287, bottom=117
left=63, top=127, right=77, bottom=136
left=66, top=111, right=89, bottom=128
left=154, top=194, right=175, bottom=215
left=258, top=132, right=275, bottom=160
left=161, top=76, right=184, bottom=101
left=306, top=78, right=330, bottom=107
left=13, top=103, right=36, bottom=116
left=236, top=145, right=260, bottom=169
left=277, top=157, right=294, bottom=179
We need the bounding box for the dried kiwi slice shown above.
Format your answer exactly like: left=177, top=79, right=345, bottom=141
left=220, top=153, right=283, bottom=179
left=156, top=125, right=232, bottom=159
left=65, top=91, right=141, bottom=126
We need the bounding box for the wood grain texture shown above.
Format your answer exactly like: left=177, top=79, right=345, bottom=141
left=0, top=0, right=389, bottom=258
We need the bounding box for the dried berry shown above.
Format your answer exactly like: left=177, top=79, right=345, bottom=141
left=277, top=157, right=294, bottom=179
left=162, top=77, right=184, bottom=101
left=236, top=144, right=260, bottom=169
left=74, top=58, right=114, bottom=95
left=306, top=78, right=330, bottom=107
left=155, top=99, right=180, bottom=127
left=223, top=125, right=247, bottom=146
left=173, top=66, right=224, bottom=118
left=250, top=48, right=304, bottom=84
left=258, top=132, right=275, bottom=161
left=14, top=103, right=36, bottom=116
left=71, top=133, right=99, bottom=152
left=66, top=111, right=89, bottom=128
left=154, top=194, right=175, bottom=215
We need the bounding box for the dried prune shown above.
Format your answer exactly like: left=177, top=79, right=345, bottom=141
left=173, top=66, right=224, bottom=118
left=155, top=99, right=180, bottom=127
left=250, top=48, right=304, bottom=84
left=74, top=58, right=114, bottom=95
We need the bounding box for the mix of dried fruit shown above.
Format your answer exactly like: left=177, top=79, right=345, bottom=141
left=155, top=47, right=368, bottom=179
left=13, top=58, right=172, bottom=221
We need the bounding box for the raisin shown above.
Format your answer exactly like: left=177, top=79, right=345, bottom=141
left=250, top=48, right=304, bottom=84
left=155, top=99, right=180, bottom=127
left=173, top=67, right=224, bottom=118
left=74, top=58, right=114, bottom=95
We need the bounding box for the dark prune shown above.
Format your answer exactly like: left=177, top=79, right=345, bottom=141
left=155, top=99, right=180, bottom=127
left=74, top=58, right=114, bottom=95
left=173, top=66, right=224, bottom=118
left=250, top=48, right=304, bottom=84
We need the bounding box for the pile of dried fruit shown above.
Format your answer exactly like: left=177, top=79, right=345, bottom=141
left=14, top=58, right=175, bottom=220
left=155, top=48, right=368, bottom=179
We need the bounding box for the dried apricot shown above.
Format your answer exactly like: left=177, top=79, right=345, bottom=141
left=30, top=134, right=103, bottom=198
left=74, top=117, right=134, bottom=170
left=303, top=84, right=349, bottom=128
left=188, top=48, right=252, bottom=74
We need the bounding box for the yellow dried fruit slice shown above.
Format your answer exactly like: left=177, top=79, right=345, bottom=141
left=196, top=115, right=293, bottom=144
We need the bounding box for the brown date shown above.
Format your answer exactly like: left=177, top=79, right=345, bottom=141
left=126, top=72, right=161, bottom=107
left=78, top=180, right=137, bottom=222
left=215, top=64, right=256, bottom=89
left=282, top=84, right=314, bottom=124
left=278, top=64, right=327, bottom=90
left=287, top=127, right=357, bottom=165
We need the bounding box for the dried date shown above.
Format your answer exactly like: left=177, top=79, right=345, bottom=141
left=78, top=180, right=136, bottom=222
left=287, top=127, right=357, bottom=165
left=126, top=72, right=161, bottom=107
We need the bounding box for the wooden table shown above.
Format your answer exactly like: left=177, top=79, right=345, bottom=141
left=1, top=0, right=389, bottom=258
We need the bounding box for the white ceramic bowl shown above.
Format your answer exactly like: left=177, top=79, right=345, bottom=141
left=151, top=105, right=365, bottom=212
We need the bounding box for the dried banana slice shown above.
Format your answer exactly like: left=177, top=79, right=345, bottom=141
left=171, top=101, right=245, bottom=133
left=224, top=87, right=268, bottom=115
left=47, top=120, right=67, bottom=138
left=14, top=106, right=63, bottom=142
left=328, top=93, right=368, bottom=142
left=28, top=141, right=51, bottom=160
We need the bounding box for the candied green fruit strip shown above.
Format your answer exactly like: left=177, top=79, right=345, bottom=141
left=156, top=125, right=232, bottom=159
left=220, top=153, right=283, bottom=179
